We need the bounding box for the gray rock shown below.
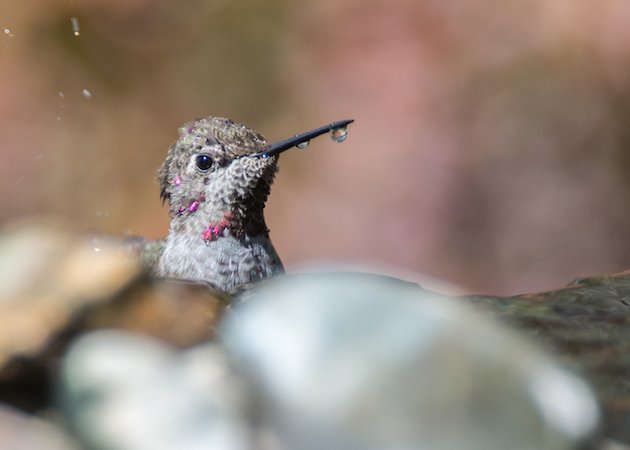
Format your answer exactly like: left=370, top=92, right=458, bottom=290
left=0, top=217, right=141, bottom=367
left=221, top=273, right=600, bottom=450
left=60, top=331, right=251, bottom=450
left=0, top=219, right=227, bottom=413
left=0, top=404, right=79, bottom=450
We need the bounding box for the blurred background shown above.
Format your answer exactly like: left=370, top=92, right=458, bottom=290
left=2, top=0, right=630, bottom=295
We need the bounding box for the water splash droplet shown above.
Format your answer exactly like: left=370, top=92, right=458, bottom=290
left=58, top=91, right=65, bottom=98
left=296, top=140, right=310, bottom=150
left=82, top=89, right=92, bottom=98
left=3, top=28, right=13, bottom=37
left=70, top=17, right=80, bottom=36
left=329, top=125, right=349, bottom=143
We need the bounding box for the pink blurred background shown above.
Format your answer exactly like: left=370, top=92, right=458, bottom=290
left=3, top=0, right=630, bottom=295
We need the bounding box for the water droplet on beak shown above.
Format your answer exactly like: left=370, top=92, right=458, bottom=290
left=296, top=139, right=310, bottom=150
left=329, top=125, right=348, bottom=143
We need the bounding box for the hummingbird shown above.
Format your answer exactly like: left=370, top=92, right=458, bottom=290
left=150, top=116, right=354, bottom=290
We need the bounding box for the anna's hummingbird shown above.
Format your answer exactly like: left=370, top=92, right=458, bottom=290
left=153, top=116, right=353, bottom=290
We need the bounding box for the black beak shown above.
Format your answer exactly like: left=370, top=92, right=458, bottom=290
left=259, top=119, right=354, bottom=158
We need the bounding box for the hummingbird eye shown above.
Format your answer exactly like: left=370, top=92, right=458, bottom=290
left=195, top=154, right=213, bottom=171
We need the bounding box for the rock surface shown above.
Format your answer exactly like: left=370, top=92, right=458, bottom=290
left=0, top=218, right=227, bottom=414
left=466, top=272, right=630, bottom=443
left=1, top=219, right=630, bottom=449
left=61, top=332, right=249, bottom=450
left=0, top=404, right=78, bottom=450
left=222, top=273, right=600, bottom=450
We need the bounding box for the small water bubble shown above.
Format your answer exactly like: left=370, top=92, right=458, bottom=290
left=82, top=88, right=92, bottom=98
left=70, top=17, right=80, bottom=36
left=58, top=91, right=65, bottom=98
left=296, top=140, right=310, bottom=150
left=3, top=28, right=13, bottom=37
left=330, top=125, right=349, bottom=143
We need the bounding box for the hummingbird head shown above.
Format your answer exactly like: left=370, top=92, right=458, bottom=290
left=158, top=116, right=354, bottom=243
left=158, top=117, right=278, bottom=238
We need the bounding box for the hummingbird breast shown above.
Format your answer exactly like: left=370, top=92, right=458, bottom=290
left=157, top=233, right=284, bottom=290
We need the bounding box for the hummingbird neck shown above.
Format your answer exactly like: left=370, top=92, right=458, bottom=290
left=168, top=193, right=269, bottom=244
left=167, top=169, right=274, bottom=244
left=201, top=210, right=269, bottom=242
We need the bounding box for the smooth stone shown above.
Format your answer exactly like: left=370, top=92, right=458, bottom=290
left=60, top=331, right=250, bottom=450
left=221, top=273, right=600, bottom=450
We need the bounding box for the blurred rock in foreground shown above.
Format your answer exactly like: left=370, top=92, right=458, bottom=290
left=221, top=273, right=600, bottom=450
left=466, top=272, right=630, bottom=443
left=0, top=218, right=628, bottom=449
left=61, top=332, right=249, bottom=450
left=0, top=404, right=78, bottom=450
left=0, top=217, right=226, bottom=412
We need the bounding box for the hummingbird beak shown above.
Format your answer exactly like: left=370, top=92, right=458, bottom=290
left=257, top=119, right=354, bottom=158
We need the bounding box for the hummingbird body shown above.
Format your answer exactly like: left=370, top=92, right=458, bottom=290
left=156, top=117, right=284, bottom=290
left=159, top=230, right=283, bottom=289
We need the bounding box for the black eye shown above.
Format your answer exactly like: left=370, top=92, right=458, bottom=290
left=195, top=154, right=213, bottom=171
